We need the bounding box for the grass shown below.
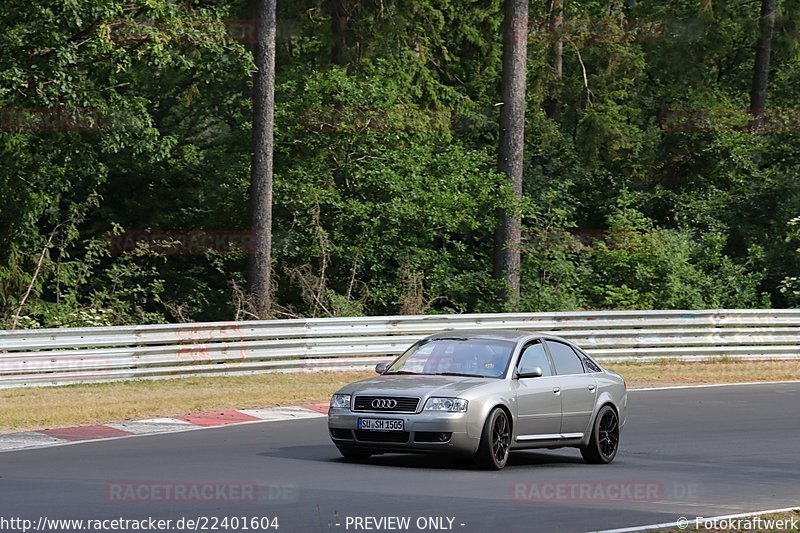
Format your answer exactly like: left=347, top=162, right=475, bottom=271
left=606, top=359, right=800, bottom=388
left=0, top=371, right=371, bottom=434
left=0, top=359, right=798, bottom=434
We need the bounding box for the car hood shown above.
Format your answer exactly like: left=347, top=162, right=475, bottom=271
left=339, top=374, right=497, bottom=398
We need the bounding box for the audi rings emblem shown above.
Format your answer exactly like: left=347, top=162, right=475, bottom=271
left=372, top=398, right=397, bottom=409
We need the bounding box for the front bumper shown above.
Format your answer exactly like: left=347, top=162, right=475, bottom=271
left=327, top=408, right=480, bottom=455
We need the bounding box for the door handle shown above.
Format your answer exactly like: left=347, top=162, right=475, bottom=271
left=588, top=385, right=596, bottom=392
left=552, top=387, right=561, bottom=394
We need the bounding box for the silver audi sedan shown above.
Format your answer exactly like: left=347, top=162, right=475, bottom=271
left=328, top=330, right=627, bottom=469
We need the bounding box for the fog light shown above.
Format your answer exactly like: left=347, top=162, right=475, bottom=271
left=414, top=431, right=452, bottom=443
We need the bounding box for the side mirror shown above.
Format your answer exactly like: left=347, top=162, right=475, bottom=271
left=375, top=362, right=389, bottom=374
left=517, top=367, right=543, bottom=379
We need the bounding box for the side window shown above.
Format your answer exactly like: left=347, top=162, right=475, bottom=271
left=545, top=341, right=586, bottom=375
left=581, top=355, right=602, bottom=373
left=517, top=341, right=552, bottom=377
left=572, top=346, right=602, bottom=373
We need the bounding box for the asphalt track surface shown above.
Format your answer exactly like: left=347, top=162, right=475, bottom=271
left=1, top=383, right=799, bottom=533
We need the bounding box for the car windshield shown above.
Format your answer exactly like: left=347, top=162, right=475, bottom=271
left=385, top=338, right=515, bottom=378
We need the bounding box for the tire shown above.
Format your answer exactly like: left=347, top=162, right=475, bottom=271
left=475, top=407, right=511, bottom=470
left=337, top=447, right=372, bottom=460
left=580, top=405, right=620, bottom=464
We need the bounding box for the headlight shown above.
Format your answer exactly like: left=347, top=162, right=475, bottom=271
left=330, top=394, right=351, bottom=409
left=423, top=397, right=468, bottom=412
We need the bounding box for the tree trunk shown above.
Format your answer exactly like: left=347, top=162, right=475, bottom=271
left=248, top=0, right=277, bottom=318
left=493, top=0, right=528, bottom=309
left=544, top=0, right=563, bottom=120
left=749, top=0, right=776, bottom=130
left=330, top=0, right=348, bottom=66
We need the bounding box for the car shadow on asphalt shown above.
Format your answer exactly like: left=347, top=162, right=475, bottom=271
left=258, top=446, right=585, bottom=470
left=359, top=451, right=585, bottom=470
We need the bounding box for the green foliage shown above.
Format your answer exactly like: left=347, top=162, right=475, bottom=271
left=0, top=0, right=252, bottom=326
left=589, top=201, right=768, bottom=310
left=273, top=66, right=506, bottom=315
left=779, top=216, right=800, bottom=306
left=2, top=0, right=797, bottom=327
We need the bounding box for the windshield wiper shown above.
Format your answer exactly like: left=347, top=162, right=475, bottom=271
left=386, top=370, right=419, bottom=375
left=430, top=372, right=482, bottom=378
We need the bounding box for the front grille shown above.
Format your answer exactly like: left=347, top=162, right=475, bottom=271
left=354, top=430, right=410, bottom=443
left=353, top=396, right=419, bottom=413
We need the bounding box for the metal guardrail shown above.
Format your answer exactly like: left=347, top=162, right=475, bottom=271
left=0, top=309, right=798, bottom=388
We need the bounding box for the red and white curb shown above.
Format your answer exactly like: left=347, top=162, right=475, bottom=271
left=0, top=403, right=330, bottom=453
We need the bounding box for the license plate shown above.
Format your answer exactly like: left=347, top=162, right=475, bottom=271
left=358, top=418, right=404, bottom=431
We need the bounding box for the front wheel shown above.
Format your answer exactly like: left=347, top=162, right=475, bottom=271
left=475, top=407, right=511, bottom=470
left=580, top=405, right=620, bottom=464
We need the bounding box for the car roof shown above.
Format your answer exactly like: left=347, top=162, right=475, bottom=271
left=426, top=329, right=563, bottom=343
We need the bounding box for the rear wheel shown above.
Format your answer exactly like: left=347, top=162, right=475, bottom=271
left=337, top=447, right=372, bottom=460
left=475, top=408, right=511, bottom=470
left=580, top=405, right=619, bottom=464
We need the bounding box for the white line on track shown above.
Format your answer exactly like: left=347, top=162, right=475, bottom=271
left=629, top=379, right=800, bottom=392
left=591, top=505, right=800, bottom=533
